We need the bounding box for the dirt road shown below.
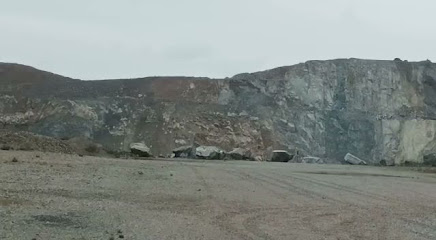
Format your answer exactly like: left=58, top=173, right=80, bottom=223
left=1, top=151, right=436, bottom=239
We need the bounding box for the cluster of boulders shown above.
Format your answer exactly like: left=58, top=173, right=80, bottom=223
left=128, top=142, right=374, bottom=166
left=128, top=143, right=255, bottom=160
left=270, top=150, right=325, bottom=164
left=172, top=145, right=255, bottom=160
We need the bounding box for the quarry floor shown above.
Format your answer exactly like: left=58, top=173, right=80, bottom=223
left=1, top=151, right=436, bottom=240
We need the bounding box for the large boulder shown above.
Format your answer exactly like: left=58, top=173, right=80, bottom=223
left=195, top=146, right=224, bottom=160
left=344, top=153, right=367, bottom=165
left=302, top=157, right=325, bottom=164
left=130, top=143, right=152, bottom=157
left=423, top=154, right=436, bottom=166
left=225, top=148, right=253, bottom=160
left=271, top=150, right=294, bottom=162
left=172, top=145, right=195, bottom=158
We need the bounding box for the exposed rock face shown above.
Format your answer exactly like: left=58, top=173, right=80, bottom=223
left=1, top=59, right=436, bottom=165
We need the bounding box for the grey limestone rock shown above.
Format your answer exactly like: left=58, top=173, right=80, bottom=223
left=130, top=143, right=151, bottom=157
left=195, top=146, right=225, bottom=160
left=344, top=153, right=367, bottom=165
left=172, top=145, right=195, bottom=158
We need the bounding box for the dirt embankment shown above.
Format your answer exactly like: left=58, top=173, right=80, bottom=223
left=0, top=131, right=108, bottom=157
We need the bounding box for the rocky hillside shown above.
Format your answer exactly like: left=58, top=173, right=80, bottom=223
left=1, top=59, right=436, bottom=165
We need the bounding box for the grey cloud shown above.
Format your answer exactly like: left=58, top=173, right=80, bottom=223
left=0, top=0, right=435, bottom=79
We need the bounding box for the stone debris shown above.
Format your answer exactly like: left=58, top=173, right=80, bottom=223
left=344, top=153, right=367, bottom=165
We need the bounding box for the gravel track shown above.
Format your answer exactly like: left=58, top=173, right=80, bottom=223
left=1, top=150, right=435, bottom=239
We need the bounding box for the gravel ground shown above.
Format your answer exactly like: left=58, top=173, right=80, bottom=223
left=1, top=150, right=436, bottom=240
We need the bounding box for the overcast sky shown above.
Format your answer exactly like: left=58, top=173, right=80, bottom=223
left=1, top=0, right=435, bottom=80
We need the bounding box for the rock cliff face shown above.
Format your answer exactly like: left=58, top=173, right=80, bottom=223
left=1, top=59, right=436, bottom=165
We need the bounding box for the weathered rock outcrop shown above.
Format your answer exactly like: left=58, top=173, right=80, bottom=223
left=1, top=59, right=436, bottom=165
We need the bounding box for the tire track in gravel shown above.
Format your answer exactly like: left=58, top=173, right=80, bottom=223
left=190, top=165, right=332, bottom=240
left=224, top=169, right=390, bottom=240
left=224, top=168, right=395, bottom=239
left=224, top=168, right=341, bottom=204
left=259, top=171, right=389, bottom=204
left=219, top=168, right=344, bottom=240
left=249, top=171, right=397, bottom=239
left=193, top=164, right=436, bottom=239
left=255, top=170, right=436, bottom=239
left=190, top=165, right=255, bottom=240
left=268, top=170, right=436, bottom=215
